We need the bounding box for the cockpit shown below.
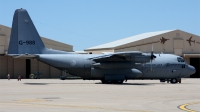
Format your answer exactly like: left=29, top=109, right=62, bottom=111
left=177, top=57, right=185, bottom=62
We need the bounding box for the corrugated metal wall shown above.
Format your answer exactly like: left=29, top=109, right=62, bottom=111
left=0, top=56, right=62, bottom=79
left=0, top=56, right=8, bottom=78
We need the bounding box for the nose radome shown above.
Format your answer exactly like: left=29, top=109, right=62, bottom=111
left=188, top=65, right=196, bottom=75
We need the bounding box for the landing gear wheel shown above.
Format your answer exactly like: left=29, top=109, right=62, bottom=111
left=117, top=80, right=123, bottom=84
left=101, top=80, right=123, bottom=84
left=170, top=78, right=177, bottom=84
left=101, top=80, right=112, bottom=84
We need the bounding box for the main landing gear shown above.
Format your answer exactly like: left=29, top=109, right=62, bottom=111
left=101, top=79, right=124, bottom=84
left=170, top=78, right=178, bottom=84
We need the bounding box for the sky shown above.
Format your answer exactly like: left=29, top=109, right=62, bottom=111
left=0, top=0, right=200, bottom=51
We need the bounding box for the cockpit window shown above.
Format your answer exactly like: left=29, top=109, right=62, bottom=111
left=177, top=57, right=185, bottom=62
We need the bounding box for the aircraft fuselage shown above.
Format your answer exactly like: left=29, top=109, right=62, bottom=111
left=37, top=53, right=195, bottom=80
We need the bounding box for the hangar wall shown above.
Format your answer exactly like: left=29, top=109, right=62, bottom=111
left=85, top=30, right=200, bottom=55
left=0, top=56, right=63, bottom=79
left=86, top=49, right=114, bottom=54
left=0, top=24, right=73, bottom=79
left=0, top=56, right=26, bottom=79
left=114, top=30, right=200, bottom=54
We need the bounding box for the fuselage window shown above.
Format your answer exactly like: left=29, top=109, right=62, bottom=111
left=182, top=64, right=185, bottom=68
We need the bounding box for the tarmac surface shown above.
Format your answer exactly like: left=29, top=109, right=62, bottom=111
left=0, top=78, right=200, bottom=112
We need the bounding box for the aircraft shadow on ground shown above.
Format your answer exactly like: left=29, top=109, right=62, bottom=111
left=95, top=82, right=155, bottom=85
left=24, top=82, right=169, bottom=85
left=23, top=83, right=96, bottom=85
left=24, top=83, right=49, bottom=85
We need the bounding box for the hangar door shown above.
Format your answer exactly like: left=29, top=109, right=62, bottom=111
left=190, top=58, right=200, bottom=78
left=26, top=59, right=31, bottom=78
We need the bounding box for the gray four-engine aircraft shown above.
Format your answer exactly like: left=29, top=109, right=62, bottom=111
left=8, top=9, right=196, bottom=84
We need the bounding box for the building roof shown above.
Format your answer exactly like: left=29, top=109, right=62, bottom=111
left=86, top=29, right=175, bottom=50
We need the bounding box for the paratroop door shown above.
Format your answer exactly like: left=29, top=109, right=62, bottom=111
left=84, top=65, right=91, bottom=78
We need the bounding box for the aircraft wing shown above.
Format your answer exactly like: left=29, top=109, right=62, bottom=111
left=88, top=51, right=147, bottom=62
left=189, top=36, right=192, bottom=40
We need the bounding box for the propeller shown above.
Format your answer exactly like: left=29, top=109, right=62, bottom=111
left=150, top=44, right=156, bottom=71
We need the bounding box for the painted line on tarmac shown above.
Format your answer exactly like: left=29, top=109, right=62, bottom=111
left=0, top=101, right=150, bottom=112
left=178, top=102, right=200, bottom=112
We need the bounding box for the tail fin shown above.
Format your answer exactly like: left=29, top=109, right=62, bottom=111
left=8, top=8, right=45, bottom=54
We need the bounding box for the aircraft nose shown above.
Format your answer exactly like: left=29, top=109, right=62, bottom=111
left=188, top=65, right=196, bottom=75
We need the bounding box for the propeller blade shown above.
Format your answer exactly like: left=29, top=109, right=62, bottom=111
left=150, top=44, right=156, bottom=71
left=151, top=60, right=152, bottom=71
left=150, top=44, right=156, bottom=60
left=151, top=44, right=153, bottom=71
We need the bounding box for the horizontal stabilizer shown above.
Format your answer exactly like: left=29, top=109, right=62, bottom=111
left=8, top=54, right=38, bottom=59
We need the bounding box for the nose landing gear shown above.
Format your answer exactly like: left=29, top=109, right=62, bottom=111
left=160, top=78, right=181, bottom=84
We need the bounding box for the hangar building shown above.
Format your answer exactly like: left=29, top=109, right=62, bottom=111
left=85, top=29, right=200, bottom=78
left=0, top=24, right=73, bottom=79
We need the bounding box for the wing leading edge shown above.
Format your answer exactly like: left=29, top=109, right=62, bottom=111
left=88, top=51, right=151, bottom=63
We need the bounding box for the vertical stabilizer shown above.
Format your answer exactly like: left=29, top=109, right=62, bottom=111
left=8, top=8, right=45, bottom=54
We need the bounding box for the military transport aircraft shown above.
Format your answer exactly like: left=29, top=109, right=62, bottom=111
left=8, top=9, right=196, bottom=84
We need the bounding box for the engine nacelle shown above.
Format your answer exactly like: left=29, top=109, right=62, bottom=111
left=126, top=68, right=143, bottom=78
left=121, top=53, right=151, bottom=63
left=130, top=54, right=151, bottom=63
